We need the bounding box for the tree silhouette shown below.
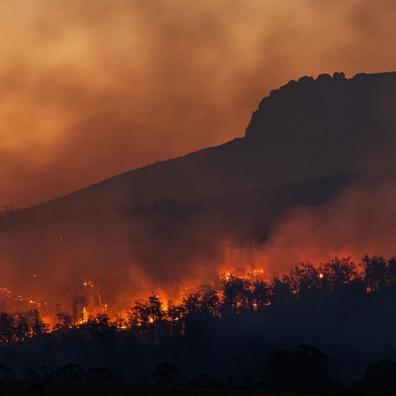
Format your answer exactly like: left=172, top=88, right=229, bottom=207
left=387, top=257, right=396, bottom=290
left=200, top=286, right=221, bottom=317
left=271, top=276, right=294, bottom=307
left=290, top=262, right=321, bottom=292
left=55, top=312, right=72, bottom=331
left=363, top=255, right=388, bottom=292
left=353, top=359, right=396, bottom=396
left=222, top=276, right=251, bottom=314
left=27, top=310, right=47, bottom=337
left=322, top=257, right=359, bottom=292
left=251, top=280, right=270, bottom=310
left=264, top=345, right=334, bottom=394
left=86, top=313, right=113, bottom=332
left=0, top=313, right=14, bottom=344
left=13, top=313, right=29, bottom=342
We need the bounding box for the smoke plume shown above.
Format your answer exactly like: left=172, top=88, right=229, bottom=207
left=1, top=0, right=396, bottom=207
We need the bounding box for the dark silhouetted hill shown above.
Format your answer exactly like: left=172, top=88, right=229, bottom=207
left=1, top=71, right=396, bottom=303
left=13, top=71, right=396, bottom=214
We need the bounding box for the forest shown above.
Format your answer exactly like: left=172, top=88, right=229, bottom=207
left=0, top=256, right=396, bottom=394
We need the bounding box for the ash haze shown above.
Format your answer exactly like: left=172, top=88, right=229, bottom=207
left=1, top=0, right=396, bottom=208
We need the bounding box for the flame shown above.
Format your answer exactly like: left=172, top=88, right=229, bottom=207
left=0, top=253, right=388, bottom=337
left=0, top=262, right=272, bottom=331
left=77, top=306, right=89, bottom=325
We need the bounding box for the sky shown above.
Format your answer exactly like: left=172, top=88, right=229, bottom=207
left=1, top=0, right=396, bottom=208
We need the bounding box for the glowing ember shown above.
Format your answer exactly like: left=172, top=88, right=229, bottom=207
left=83, top=280, right=95, bottom=288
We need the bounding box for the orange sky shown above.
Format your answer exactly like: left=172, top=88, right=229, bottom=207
left=1, top=0, right=396, bottom=208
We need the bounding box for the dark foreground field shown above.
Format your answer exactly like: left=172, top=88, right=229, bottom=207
left=0, top=381, right=313, bottom=396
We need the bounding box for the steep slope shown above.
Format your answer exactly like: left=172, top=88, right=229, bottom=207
left=11, top=71, right=396, bottom=217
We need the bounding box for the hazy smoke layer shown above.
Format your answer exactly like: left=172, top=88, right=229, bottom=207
left=259, top=179, right=396, bottom=274
left=1, top=0, right=396, bottom=207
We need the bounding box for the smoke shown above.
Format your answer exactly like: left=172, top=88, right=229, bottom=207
left=1, top=0, right=396, bottom=318
left=257, top=177, right=396, bottom=275
left=1, top=0, right=396, bottom=207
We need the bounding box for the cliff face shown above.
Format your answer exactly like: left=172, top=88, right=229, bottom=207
left=247, top=71, right=396, bottom=140
left=245, top=71, right=396, bottom=176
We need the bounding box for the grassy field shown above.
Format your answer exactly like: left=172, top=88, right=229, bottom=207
left=0, top=381, right=312, bottom=396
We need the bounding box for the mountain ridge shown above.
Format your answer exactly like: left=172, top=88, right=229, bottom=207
left=14, top=70, right=396, bottom=218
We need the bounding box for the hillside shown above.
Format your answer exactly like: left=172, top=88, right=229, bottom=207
left=0, top=71, right=396, bottom=307
left=11, top=71, right=396, bottom=216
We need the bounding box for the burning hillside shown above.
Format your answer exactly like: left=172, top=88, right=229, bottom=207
left=0, top=255, right=393, bottom=342
left=1, top=72, right=396, bottom=320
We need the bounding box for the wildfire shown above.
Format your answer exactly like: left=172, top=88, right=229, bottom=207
left=223, top=272, right=232, bottom=282
left=0, top=255, right=390, bottom=339
left=0, top=265, right=272, bottom=331
left=0, top=287, right=42, bottom=312
left=82, top=307, right=89, bottom=323
left=219, top=266, right=270, bottom=283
